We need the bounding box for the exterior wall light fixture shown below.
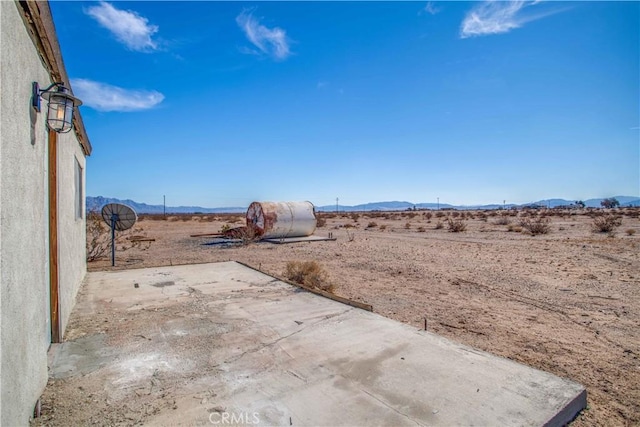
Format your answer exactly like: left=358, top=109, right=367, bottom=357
left=32, top=82, right=82, bottom=133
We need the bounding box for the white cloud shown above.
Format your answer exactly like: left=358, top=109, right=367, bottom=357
left=460, top=1, right=558, bottom=39
left=421, top=2, right=441, bottom=16
left=236, top=10, right=291, bottom=61
left=71, top=79, right=164, bottom=112
left=85, top=2, right=159, bottom=52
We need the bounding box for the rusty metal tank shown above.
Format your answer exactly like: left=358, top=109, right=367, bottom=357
left=246, top=201, right=317, bottom=239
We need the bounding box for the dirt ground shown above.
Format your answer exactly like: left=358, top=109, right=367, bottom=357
left=51, top=208, right=640, bottom=425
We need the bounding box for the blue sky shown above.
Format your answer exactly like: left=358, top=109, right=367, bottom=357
left=50, top=1, right=639, bottom=208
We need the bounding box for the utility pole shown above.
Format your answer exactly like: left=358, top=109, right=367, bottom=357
left=503, top=200, right=506, bottom=210
left=336, top=197, right=339, bottom=214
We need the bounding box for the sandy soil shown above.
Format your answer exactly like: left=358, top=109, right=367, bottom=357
left=45, top=209, right=640, bottom=425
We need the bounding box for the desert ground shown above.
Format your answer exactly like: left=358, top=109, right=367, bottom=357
left=41, top=208, right=639, bottom=426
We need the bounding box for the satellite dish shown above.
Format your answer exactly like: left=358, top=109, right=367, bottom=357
left=101, top=203, right=137, bottom=231
left=101, top=203, right=137, bottom=266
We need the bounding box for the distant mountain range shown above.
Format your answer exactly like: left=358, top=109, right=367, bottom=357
left=316, top=196, right=640, bottom=211
left=86, top=196, right=245, bottom=214
left=87, top=195, right=639, bottom=214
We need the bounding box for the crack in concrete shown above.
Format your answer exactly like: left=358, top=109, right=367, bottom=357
left=212, top=308, right=354, bottom=368
left=358, top=386, right=426, bottom=427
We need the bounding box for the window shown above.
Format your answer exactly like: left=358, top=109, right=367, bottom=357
left=74, top=157, right=83, bottom=219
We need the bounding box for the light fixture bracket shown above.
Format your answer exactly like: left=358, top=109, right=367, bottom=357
left=32, top=82, right=63, bottom=112
left=31, top=81, right=82, bottom=133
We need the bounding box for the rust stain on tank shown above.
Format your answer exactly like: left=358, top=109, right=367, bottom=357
left=263, top=211, right=278, bottom=235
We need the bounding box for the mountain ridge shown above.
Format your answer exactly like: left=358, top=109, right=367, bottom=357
left=87, top=195, right=639, bottom=214
left=86, top=196, right=245, bottom=214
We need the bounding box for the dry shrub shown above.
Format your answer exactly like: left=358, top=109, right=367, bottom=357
left=435, top=211, right=445, bottom=218
left=236, top=226, right=258, bottom=245
left=519, top=216, right=551, bottom=235
left=86, top=210, right=147, bottom=261
left=285, top=261, right=334, bottom=293
left=139, top=214, right=166, bottom=221
left=417, top=226, right=426, bottom=232
left=434, top=221, right=444, bottom=229
left=379, top=224, right=387, bottom=231
left=592, top=215, right=622, bottom=233
left=626, top=228, right=636, bottom=236
left=447, top=218, right=467, bottom=232
left=343, top=223, right=355, bottom=229
left=424, top=212, right=433, bottom=220
left=316, top=216, right=327, bottom=227
left=345, top=228, right=356, bottom=242
left=405, top=222, right=411, bottom=229
left=86, top=211, right=110, bottom=261
left=367, top=221, right=378, bottom=228
left=507, top=224, right=523, bottom=233
left=494, top=215, right=511, bottom=225
left=218, top=225, right=257, bottom=244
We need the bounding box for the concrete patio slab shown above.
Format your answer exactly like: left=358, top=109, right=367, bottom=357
left=47, top=262, right=586, bottom=426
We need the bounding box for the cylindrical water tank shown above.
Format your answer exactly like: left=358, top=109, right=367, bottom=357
left=246, top=201, right=317, bottom=239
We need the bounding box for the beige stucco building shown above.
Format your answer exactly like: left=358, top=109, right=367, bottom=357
left=1, top=1, right=92, bottom=424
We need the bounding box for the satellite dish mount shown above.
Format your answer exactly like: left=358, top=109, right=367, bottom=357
left=101, top=203, right=137, bottom=266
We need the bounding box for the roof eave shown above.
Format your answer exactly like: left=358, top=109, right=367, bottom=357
left=16, top=0, right=92, bottom=156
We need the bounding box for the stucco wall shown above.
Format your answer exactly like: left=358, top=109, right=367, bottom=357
left=56, top=133, right=87, bottom=332
left=1, top=2, right=87, bottom=425
left=1, top=3, right=52, bottom=425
